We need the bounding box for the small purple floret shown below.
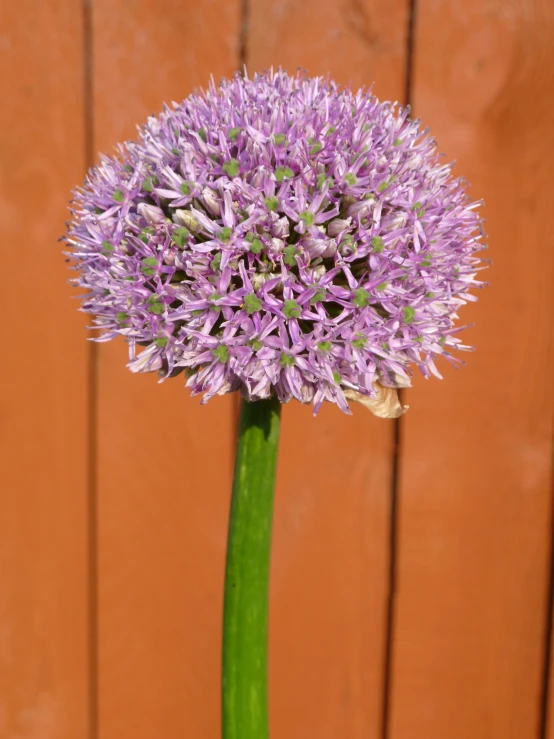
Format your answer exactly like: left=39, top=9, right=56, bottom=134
left=64, top=69, right=485, bottom=414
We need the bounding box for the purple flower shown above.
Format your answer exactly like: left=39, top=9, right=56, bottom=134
left=64, top=69, right=486, bottom=415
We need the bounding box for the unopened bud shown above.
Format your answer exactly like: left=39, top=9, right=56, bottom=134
left=388, top=211, right=408, bottom=230
left=173, top=209, right=198, bottom=231
left=272, top=217, right=290, bottom=239
left=267, top=238, right=285, bottom=260
left=137, top=203, right=165, bottom=225
left=347, top=200, right=372, bottom=219
left=327, top=218, right=350, bottom=237
left=303, top=236, right=337, bottom=259
left=202, top=187, right=220, bottom=216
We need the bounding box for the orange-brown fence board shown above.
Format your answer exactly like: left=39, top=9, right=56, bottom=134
left=92, top=1, right=240, bottom=737
left=390, top=2, right=554, bottom=738
left=247, top=2, right=410, bottom=736
left=0, top=3, right=90, bottom=738
left=3, top=2, right=554, bottom=739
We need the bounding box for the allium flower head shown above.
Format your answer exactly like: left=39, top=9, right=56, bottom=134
left=65, top=69, right=485, bottom=415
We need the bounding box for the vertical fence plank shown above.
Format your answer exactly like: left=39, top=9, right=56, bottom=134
left=247, top=3, right=410, bottom=737
left=0, top=2, right=90, bottom=738
left=92, top=2, right=241, bottom=738
left=389, top=2, right=554, bottom=738
left=547, top=594, right=554, bottom=739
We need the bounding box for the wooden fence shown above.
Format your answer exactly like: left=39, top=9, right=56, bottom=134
left=2, top=1, right=554, bottom=737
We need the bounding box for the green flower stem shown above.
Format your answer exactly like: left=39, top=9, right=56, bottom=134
left=222, top=396, right=281, bottom=739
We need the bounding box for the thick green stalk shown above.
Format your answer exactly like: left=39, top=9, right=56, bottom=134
left=222, top=396, right=281, bottom=739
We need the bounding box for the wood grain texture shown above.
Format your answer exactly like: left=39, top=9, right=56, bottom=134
left=0, top=2, right=90, bottom=738
left=389, top=2, right=554, bottom=738
left=547, top=603, right=554, bottom=739
left=247, top=3, right=410, bottom=737
left=92, top=2, right=241, bottom=738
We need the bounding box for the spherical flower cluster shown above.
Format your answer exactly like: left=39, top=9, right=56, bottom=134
left=65, top=69, right=485, bottom=415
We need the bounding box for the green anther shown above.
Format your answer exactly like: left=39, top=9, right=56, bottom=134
left=353, top=288, right=370, bottom=307
left=421, top=258, right=432, bottom=267
left=378, top=180, right=390, bottom=193
left=171, top=227, right=190, bottom=247
left=171, top=270, right=186, bottom=282
left=439, top=336, right=447, bottom=345
left=317, top=341, right=332, bottom=352
left=141, top=257, right=158, bottom=276
left=180, top=181, right=191, bottom=195
left=381, top=342, right=390, bottom=351
left=211, top=253, right=222, bottom=271
left=101, top=240, right=114, bottom=254
left=327, top=126, right=336, bottom=134
left=273, top=133, right=287, bottom=146
left=139, top=226, right=155, bottom=244
left=213, top=344, right=230, bottom=363
left=191, top=309, right=204, bottom=317
left=414, top=336, right=424, bottom=343
left=275, top=165, right=294, bottom=183
left=245, top=232, right=255, bottom=242
left=219, top=227, right=233, bottom=242
left=116, top=311, right=129, bottom=322
left=376, top=282, right=388, bottom=291
left=283, top=245, right=297, bottom=266
left=124, top=165, right=133, bottom=173
left=425, top=291, right=434, bottom=298
left=310, top=141, right=323, bottom=155
left=299, top=210, right=314, bottom=227
left=310, top=287, right=326, bottom=304
left=155, top=336, right=168, bottom=347
left=333, top=371, right=341, bottom=384
left=250, top=238, right=263, bottom=254
left=280, top=353, right=295, bottom=367
left=228, top=126, right=242, bottom=141
left=316, top=172, right=326, bottom=189
left=416, top=208, right=426, bottom=218
left=393, top=138, right=402, bottom=146
left=248, top=339, right=263, bottom=351
left=142, top=176, right=157, bottom=192
left=344, top=173, right=357, bottom=186
left=371, top=236, right=384, bottom=253
left=171, top=147, right=180, bottom=156
left=264, top=196, right=279, bottom=212
left=402, top=306, right=415, bottom=324
left=352, top=336, right=367, bottom=349
left=93, top=207, right=104, bottom=215
left=307, top=137, right=315, bottom=145
left=223, top=159, right=239, bottom=177
left=412, top=201, right=423, bottom=211
left=283, top=299, right=302, bottom=319
left=363, top=123, right=371, bottom=131
left=244, top=293, right=263, bottom=314
left=198, top=128, right=207, bottom=142
left=147, top=296, right=164, bottom=314
left=113, top=189, right=124, bottom=202
left=210, top=154, right=221, bottom=163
